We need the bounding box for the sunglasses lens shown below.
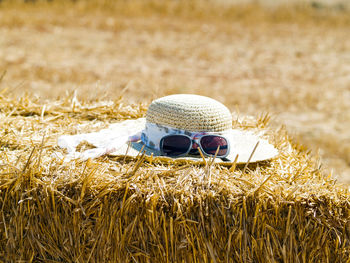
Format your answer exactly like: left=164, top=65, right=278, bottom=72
left=161, top=135, right=191, bottom=157
left=200, top=135, right=228, bottom=156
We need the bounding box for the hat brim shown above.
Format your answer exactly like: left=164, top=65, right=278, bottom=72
left=109, top=123, right=279, bottom=165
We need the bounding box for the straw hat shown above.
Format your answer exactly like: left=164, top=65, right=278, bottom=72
left=58, top=94, right=278, bottom=164
left=146, top=94, right=232, bottom=132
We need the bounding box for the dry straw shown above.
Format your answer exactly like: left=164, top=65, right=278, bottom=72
left=0, top=94, right=349, bottom=262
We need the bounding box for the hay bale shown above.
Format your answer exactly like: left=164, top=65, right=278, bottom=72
left=0, top=95, right=349, bottom=262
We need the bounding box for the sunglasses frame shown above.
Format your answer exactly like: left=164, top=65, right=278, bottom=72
left=159, top=134, right=230, bottom=158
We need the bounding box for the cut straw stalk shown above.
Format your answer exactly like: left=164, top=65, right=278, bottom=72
left=242, top=141, right=260, bottom=174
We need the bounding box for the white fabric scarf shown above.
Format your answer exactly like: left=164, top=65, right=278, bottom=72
left=58, top=118, right=145, bottom=160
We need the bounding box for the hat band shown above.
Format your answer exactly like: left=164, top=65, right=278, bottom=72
left=141, top=122, right=230, bottom=152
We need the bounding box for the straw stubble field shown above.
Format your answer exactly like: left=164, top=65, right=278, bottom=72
left=0, top=0, right=350, bottom=261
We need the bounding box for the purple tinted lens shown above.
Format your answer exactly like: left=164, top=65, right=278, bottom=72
left=200, top=135, right=228, bottom=156
left=161, top=135, right=191, bottom=156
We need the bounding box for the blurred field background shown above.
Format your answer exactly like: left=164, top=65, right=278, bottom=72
left=0, top=0, right=350, bottom=183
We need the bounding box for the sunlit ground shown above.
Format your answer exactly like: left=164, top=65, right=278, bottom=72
left=1, top=0, right=350, bottom=183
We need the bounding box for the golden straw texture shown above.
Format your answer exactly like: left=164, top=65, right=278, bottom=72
left=146, top=94, right=232, bottom=132
left=0, top=95, right=349, bottom=262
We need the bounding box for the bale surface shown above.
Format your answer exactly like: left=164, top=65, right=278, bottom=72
left=0, top=95, right=349, bottom=262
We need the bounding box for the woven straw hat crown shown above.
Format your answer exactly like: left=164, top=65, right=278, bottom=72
left=146, top=94, right=232, bottom=132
